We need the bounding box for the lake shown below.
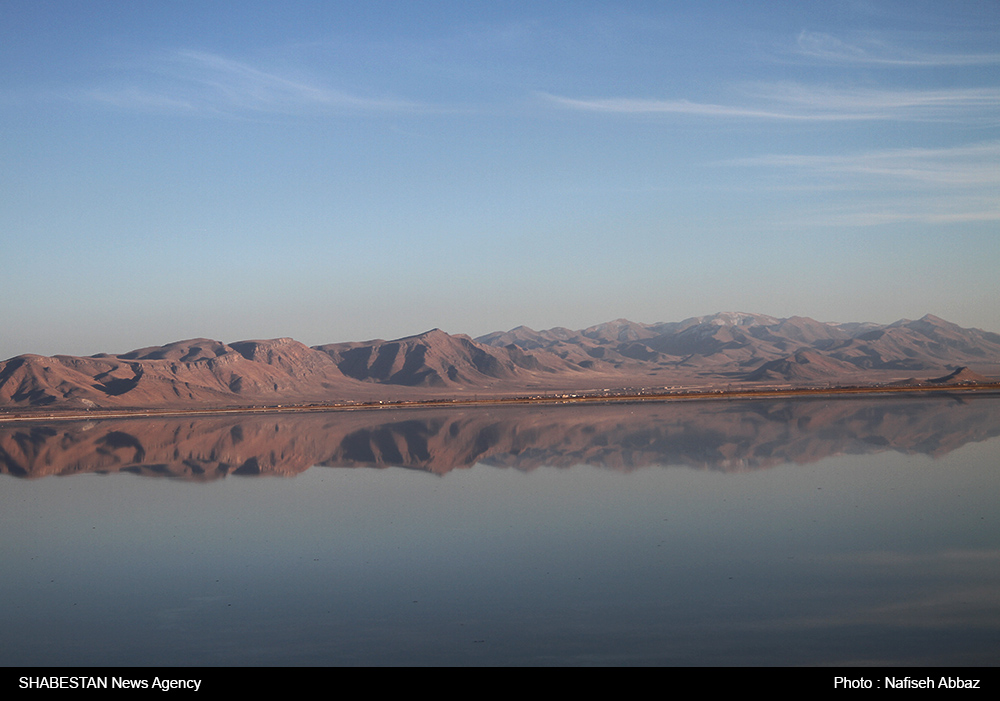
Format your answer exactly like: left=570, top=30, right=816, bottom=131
left=2, top=394, right=998, bottom=666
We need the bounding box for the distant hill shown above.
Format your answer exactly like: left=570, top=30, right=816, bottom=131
left=742, top=349, right=860, bottom=383
left=477, top=312, right=1000, bottom=380
left=927, top=366, right=992, bottom=385
left=314, top=328, right=577, bottom=387
left=1, top=313, right=998, bottom=410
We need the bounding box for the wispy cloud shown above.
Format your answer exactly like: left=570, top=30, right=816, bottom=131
left=749, top=83, right=1000, bottom=121
left=541, top=84, right=1000, bottom=123
left=783, top=196, right=1000, bottom=228
left=795, top=31, right=1000, bottom=67
left=725, top=142, right=1000, bottom=226
left=70, top=50, right=426, bottom=116
left=540, top=93, right=848, bottom=121
left=729, top=141, right=1000, bottom=187
left=544, top=26, right=1000, bottom=124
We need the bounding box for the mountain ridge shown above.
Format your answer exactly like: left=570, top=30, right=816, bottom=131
left=2, top=313, right=998, bottom=410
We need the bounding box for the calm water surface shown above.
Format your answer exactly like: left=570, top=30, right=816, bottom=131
left=1, top=396, right=998, bottom=666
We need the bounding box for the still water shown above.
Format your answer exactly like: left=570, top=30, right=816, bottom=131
left=2, top=395, right=998, bottom=666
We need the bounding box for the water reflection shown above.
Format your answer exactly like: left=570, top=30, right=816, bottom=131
left=1, top=396, right=998, bottom=666
left=3, top=394, right=999, bottom=479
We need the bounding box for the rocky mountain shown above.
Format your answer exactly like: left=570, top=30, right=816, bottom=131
left=477, top=312, right=1000, bottom=379
left=742, top=349, right=860, bottom=383
left=315, top=328, right=578, bottom=388
left=0, top=337, right=355, bottom=409
left=927, top=366, right=993, bottom=385
left=1, top=313, right=997, bottom=410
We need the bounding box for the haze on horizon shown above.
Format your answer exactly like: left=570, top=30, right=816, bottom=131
left=2, top=1, right=998, bottom=360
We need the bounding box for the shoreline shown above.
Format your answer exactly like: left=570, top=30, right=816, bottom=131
left=2, top=382, right=999, bottom=424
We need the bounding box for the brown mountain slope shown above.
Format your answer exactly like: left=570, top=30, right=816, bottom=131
left=2, top=313, right=998, bottom=410
left=927, top=366, right=991, bottom=385
left=0, top=330, right=585, bottom=409
left=315, top=328, right=578, bottom=388
left=743, top=349, right=861, bottom=383
left=480, top=312, right=1000, bottom=375
left=819, top=315, right=1000, bottom=370
left=0, top=338, right=360, bottom=409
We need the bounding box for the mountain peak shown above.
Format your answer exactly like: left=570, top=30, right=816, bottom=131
left=680, top=312, right=780, bottom=328
left=396, top=328, right=451, bottom=343
left=916, top=313, right=958, bottom=328
left=709, top=311, right=780, bottom=326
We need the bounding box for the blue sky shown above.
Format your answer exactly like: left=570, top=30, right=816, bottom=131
left=2, top=1, right=998, bottom=358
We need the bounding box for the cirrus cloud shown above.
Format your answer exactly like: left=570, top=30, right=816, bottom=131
left=794, top=31, right=1000, bottom=67
left=540, top=83, right=1000, bottom=123
left=66, top=49, right=428, bottom=116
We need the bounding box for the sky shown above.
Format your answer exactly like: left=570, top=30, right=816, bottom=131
left=2, top=1, right=998, bottom=359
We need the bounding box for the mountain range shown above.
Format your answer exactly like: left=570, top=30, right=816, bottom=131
left=2, top=312, right=998, bottom=410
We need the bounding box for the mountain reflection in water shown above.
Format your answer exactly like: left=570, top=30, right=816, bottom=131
left=2, top=395, right=998, bottom=666
left=2, top=394, right=999, bottom=480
